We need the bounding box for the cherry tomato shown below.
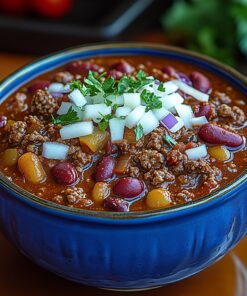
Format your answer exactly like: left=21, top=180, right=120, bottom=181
left=0, top=0, right=28, bottom=15
left=32, top=0, right=73, bottom=19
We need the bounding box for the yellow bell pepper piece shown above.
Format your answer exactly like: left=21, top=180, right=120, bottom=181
left=146, top=188, right=171, bottom=209
left=208, top=146, right=230, bottom=161
left=79, top=128, right=109, bottom=153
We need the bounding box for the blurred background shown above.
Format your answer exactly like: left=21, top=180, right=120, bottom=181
left=0, top=0, right=247, bottom=72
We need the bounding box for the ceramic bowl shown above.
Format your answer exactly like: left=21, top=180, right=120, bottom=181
left=0, top=43, right=246, bottom=290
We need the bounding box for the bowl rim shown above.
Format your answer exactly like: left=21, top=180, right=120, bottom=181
left=0, top=42, right=246, bottom=221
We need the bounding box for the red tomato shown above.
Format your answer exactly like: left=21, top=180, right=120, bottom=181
left=32, top=0, right=72, bottom=19
left=0, top=0, right=28, bottom=15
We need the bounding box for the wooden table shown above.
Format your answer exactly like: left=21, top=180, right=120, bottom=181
left=0, top=52, right=247, bottom=296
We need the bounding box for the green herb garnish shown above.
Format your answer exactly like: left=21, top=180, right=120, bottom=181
left=163, top=132, right=177, bottom=148
left=98, top=113, right=114, bottom=132
left=140, top=89, right=162, bottom=112
left=52, top=106, right=80, bottom=126
left=135, top=124, right=144, bottom=141
left=158, top=83, right=166, bottom=92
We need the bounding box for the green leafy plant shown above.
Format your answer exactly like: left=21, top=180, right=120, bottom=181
left=161, top=0, right=247, bottom=66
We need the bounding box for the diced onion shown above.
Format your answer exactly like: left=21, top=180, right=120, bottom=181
left=48, top=83, right=64, bottom=93
left=160, top=113, right=178, bottom=130
left=63, top=84, right=71, bottom=93
left=175, top=104, right=194, bottom=129
left=169, top=116, right=184, bottom=133
left=153, top=107, right=170, bottom=120
left=115, top=106, right=131, bottom=117
left=185, top=144, right=207, bottom=160
left=153, top=81, right=179, bottom=96
left=138, top=110, right=159, bottom=135
left=42, top=142, right=69, bottom=160
left=123, top=93, right=141, bottom=109
left=57, top=102, right=84, bottom=120
left=173, top=80, right=209, bottom=102
left=109, top=118, right=125, bottom=142
left=60, top=121, right=94, bottom=140
left=83, top=104, right=111, bottom=123
left=68, top=89, right=87, bottom=107
left=161, top=93, right=184, bottom=111
left=108, top=94, right=124, bottom=106
left=191, top=116, right=208, bottom=126
left=125, top=106, right=145, bottom=129
left=91, top=94, right=104, bottom=104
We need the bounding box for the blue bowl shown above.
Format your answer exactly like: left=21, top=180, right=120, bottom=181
left=0, top=43, right=246, bottom=291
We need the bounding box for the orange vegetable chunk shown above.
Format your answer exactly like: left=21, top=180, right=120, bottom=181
left=114, top=154, right=131, bottom=175
left=18, top=152, right=46, bottom=184
left=146, top=188, right=171, bottom=209
left=208, top=146, right=230, bottom=161
left=79, top=128, right=109, bottom=153
left=2, top=148, right=19, bottom=166
left=92, top=182, right=110, bottom=204
left=124, top=128, right=136, bottom=143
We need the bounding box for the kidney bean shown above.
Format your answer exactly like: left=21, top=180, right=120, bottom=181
left=66, top=61, right=101, bottom=74
left=113, top=177, right=144, bottom=198
left=0, top=116, right=7, bottom=128
left=162, top=65, right=176, bottom=76
left=106, top=69, right=123, bottom=80
left=198, top=123, right=243, bottom=148
left=177, top=72, right=192, bottom=85
left=28, top=80, right=50, bottom=93
left=94, top=156, right=115, bottom=182
left=51, top=162, right=78, bottom=186
left=190, top=71, right=211, bottom=93
left=104, top=140, right=118, bottom=155
left=104, top=196, right=129, bottom=212
left=111, top=61, right=134, bottom=74
left=195, top=103, right=212, bottom=119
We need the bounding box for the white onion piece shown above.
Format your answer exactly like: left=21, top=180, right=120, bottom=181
left=138, top=110, right=159, bottom=135
left=191, top=116, right=208, bottom=126
left=173, top=80, right=209, bottom=102
left=63, top=84, right=71, bottom=93
left=108, top=94, right=124, bottom=105
left=83, top=104, right=111, bottom=123
left=125, top=106, right=145, bottom=129
left=60, top=121, right=94, bottom=140
left=48, top=83, right=64, bottom=93
left=139, top=84, right=154, bottom=94
left=68, top=89, right=87, bottom=107
left=109, top=118, right=125, bottom=142
left=57, top=102, right=84, bottom=120
left=185, top=144, right=207, bottom=160
left=123, top=93, right=141, bottom=109
left=169, top=116, right=184, bottom=133
left=115, top=106, right=131, bottom=117
left=91, top=94, right=104, bottom=104
left=175, top=104, right=194, bottom=129
left=153, top=107, right=170, bottom=120
left=153, top=81, right=178, bottom=96
left=42, top=142, right=69, bottom=160
left=161, top=93, right=184, bottom=111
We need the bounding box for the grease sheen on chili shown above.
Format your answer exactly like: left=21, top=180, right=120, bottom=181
left=0, top=56, right=246, bottom=212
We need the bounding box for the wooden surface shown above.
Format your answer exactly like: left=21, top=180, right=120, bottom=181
left=0, top=52, right=247, bottom=296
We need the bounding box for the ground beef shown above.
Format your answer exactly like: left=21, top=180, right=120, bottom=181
left=22, top=131, right=49, bottom=154
left=53, top=187, right=93, bottom=206
left=144, top=168, right=175, bottom=186
left=184, top=159, right=221, bottom=188
left=117, top=138, right=144, bottom=155
left=166, top=149, right=188, bottom=175
left=54, top=71, right=74, bottom=84
left=176, top=190, right=195, bottom=203
left=68, top=145, right=92, bottom=172
left=178, top=129, right=198, bottom=144
left=24, top=115, right=45, bottom=133
left=8, top=121, right=27, bottom=145
left=31, top=89, right=58, bottom=118
left=136, top=149, right=165, bottom=170
left=128, top=165, right=140, bottom=178
left=212, top=91, right=232, bottom=106
left=146, top=127, right=167, bottom=154
left=218, top=104, right=246, bottom=126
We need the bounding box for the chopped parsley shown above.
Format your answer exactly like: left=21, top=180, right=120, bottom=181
left=140, top=89, right=162, bottom=112
left=163, top=132, right=177, bottom=148
left=135, top=124, right=144, bottom=141
left=51, top=106, right=80, bottom=126
left=158, top=82, right=166, bottom=92
left=98, top=113, right=114, bottom=132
